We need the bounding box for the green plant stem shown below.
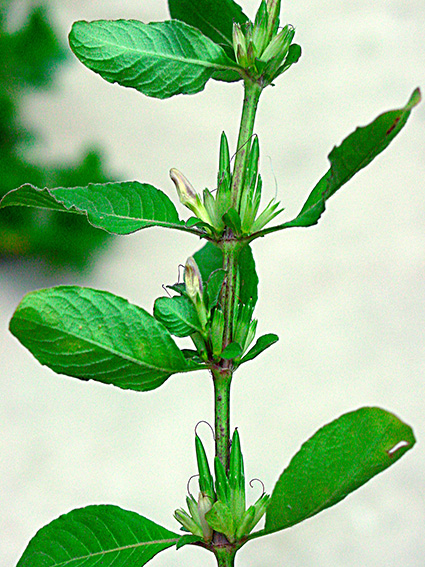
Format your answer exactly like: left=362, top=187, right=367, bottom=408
left=214, top=545, right=236, bottom=566
left=230, top=80, right=262, bottom=211
left=214, top=240, right=242, bottom=470
left=212, top=78, right=263, bottom=473
left=213, top=368, right=232, bottom=470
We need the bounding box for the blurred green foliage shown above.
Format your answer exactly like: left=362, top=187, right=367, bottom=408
left=0, top=3, right=114, bottom=267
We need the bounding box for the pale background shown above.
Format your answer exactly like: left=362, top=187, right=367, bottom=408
left=1, top=1, right=424, bottom=566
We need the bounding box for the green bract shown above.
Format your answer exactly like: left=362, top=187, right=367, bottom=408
left=2, top=0, right=419, bottom=566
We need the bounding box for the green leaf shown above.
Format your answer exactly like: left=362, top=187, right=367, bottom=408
left=176, top=534, right=203, bottom=550
left=193, top=241, right=223, bottom=283
left=69, top=19, right=240, bottom=99
left=220, top=342, right=242, bottom=360
left=262, top=407, right=415, bottom=535
left=10, top=286, right=197, bottom=392
left=0, top=181, right=187, bottom=234
left=154, top=295, right=203, bottom=337
left=205, top=501, right=236, bottom=541
left=17, top=504, right=179, bottom=567
left=193, top=242, right=258, bottom=307
left=168, top=0, right=248, bottom=58
left=258, top=88, right=421, bottom=235
left=238, top=245, right=259, bottom=306
left=223, top=208, right=242, bottom=234
left=205, top=269, right=226, bottom=310
left=240, top=333, right=279, bottom=364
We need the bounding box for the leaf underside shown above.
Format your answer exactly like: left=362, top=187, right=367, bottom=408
left=69, top=19, right=239, bottom=99
left=0, top=181, right=183, bottom=234
left=17, top=505, right=179, bottom=567
left=262, top=407, right=415, bottom=535
left=10, top=286, right=195, bottom=392
left=168, top=0, right=248, bottom=57
left=154, top=295, right=203, bottom=337
left=262, top=88, right=421, bottom=234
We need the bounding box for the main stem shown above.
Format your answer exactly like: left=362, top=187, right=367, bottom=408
left=214, top=80, right=262, bottom=474
left=230, top=80, right=262, bottom=212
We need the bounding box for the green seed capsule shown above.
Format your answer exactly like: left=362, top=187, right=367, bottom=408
left=229, top=429, right=246, bottom=522
left=214, top=456, right=230, bottom=504
left=229, top=430, right=244, bottom=489
left=195, top=434, right=215, bottom=501
left=218, top=132, right=231, bottom=184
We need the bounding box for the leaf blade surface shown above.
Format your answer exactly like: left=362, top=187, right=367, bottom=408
left=10, top=286, right=195, bottom=392
left=259, top=88, right=421, bottom=234
left=168, top=0, right=248, bottom=56
left=0, top=181, right=184, bottom=234
left=154, top=295, right=203, bottom=337
left=69, top=19, right=239, bottom=98
left=193, top=242, right=258, bottom=307
left=17, top=504, right=179, bottom=567
left=263, top=407, right=415, bottom=535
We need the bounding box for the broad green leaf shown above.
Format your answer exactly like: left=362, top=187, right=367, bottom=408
left=17, top=504, right=179, bottom=567
left=193, top=241, right=223, bottom=283
left=10, top=286, right=198, bottom=392
left=240, top=333, right=279, bottom=364
left=69, top=19, right=240, bottom=99
left=193, top=242, right=258, bottom=307
left=154, top=295, right=203, bottom=337
left=258, top=88, right=421, bottom=235
left=221, top=342, right=242, bottom=360
left=262, top=407, right=415, bottom=535
left=168, top=0, right=248, bottom=58
left=0, top=181, right=188, bottom=234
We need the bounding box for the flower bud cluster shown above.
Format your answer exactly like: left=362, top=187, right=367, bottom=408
left=182, top=254, right=262, bottom=366
left=170, top=132, right=234, bottom=238
left=232, top=0, right=301, bottom=85
left=239, top=135, right=284, bottom=235
left=171, top=131, right=284, bottom=240
left=174, top=430, right=269, bottom=544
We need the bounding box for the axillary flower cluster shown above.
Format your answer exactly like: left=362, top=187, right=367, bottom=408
left=169, top=0, right=300, bottom=241
left=170, top=132, right=283, bottom=240
left=174, top=430, right=269, bottom=545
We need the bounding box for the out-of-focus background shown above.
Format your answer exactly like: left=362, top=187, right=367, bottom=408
left=1, top=1, right=424, bottom=566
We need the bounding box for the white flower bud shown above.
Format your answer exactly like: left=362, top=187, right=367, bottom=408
left=197, top=492, right=214, bottom=542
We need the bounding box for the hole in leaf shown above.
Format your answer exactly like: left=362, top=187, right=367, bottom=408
left=387, top=440, right=410, bottom=457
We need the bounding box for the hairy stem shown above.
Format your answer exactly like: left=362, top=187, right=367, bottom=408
left=230, top=80, right=262, bottom=211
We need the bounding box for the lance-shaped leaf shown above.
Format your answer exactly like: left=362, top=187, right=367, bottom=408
left=193, top=242, right=258, bottom=307
left=154, top=295, right=203, bottom=337
left=69, top=19, right=240, bottom=99
left=0, top=181, right=189, bottom=235
left=256, top=88, right=421, bottom=236
left=240, top=333, right=279, bottom=364
left=261, top=407, right=415, bottom=536
left=17, top=505, right=179, bottom=567
left=10, top=286, right=199, bottom=392
left=168, top=0, right=248, bottom=59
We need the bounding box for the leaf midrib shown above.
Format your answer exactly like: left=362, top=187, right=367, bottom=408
left=49, top=537, right=179, bottom=567
left=78, top=24, right=239, bottom=73
left=14, top=311, right=187, bottom=376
